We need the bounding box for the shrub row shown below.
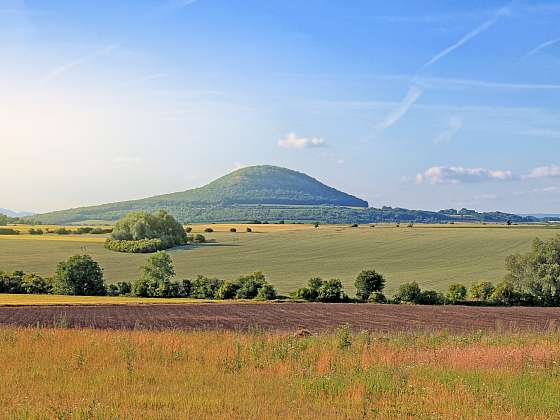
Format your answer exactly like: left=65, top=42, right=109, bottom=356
left=104, top=238, right=167, bottom=253
left=0, top=228, right=19, bottom=235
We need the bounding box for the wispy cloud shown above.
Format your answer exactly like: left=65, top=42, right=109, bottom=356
left=522, top=129, right=560, bottom=139
left=126, top=73, right=167, bottom=85
left=169, top=0, right=198, bottom=9
left=378, top=85, right=423, bottom=129
left=420, top=3, right=511, bottom=70
left=377, top=3, right=511, bottom=132
left=417, top=76, right=560, bottom=91
left=522, top=37, right=560, bottom=59
left=525, top=165, right=560, bottom=179
left=515, top=186, right=558, bottom=196
left=416, top=166, right=515, bottom=184
left=278, top=133, right=326, bottom=149
left=42, top=44, right=119, bottom=83
left=434, top=116, right=463, bottom=144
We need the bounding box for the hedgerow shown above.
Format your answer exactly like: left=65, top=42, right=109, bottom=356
left=104, top=238, right=166, bottom=253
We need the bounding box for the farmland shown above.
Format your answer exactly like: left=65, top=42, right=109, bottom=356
left=2, top=326, right=560, bottom=418
left=1, top=223, right=558, bottom=295
left=2, top=302, right=560, bottom=333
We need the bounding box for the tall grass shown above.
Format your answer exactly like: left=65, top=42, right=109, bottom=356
left=1, top=327, right=560, bottom=418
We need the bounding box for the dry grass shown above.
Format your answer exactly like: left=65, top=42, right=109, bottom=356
left=0, top=294, right=226, bottom=306
left=1, top=327, right=560, bottom=418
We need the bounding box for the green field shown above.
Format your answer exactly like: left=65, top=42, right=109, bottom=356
left=1, top=224, right=558, bottom=295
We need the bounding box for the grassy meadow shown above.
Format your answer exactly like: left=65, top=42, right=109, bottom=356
left=1, top=326, right=560, bottom=418
left=1, top=223, right=559, bottom=295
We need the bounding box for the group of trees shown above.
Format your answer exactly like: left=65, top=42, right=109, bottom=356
left=106, top=210, right=190, bottom=253
left=1, top=252, right=278, bottom=301
left=131, top=252, right=276, bottom=300
left=294, top=270, right=385, bottom=303
left=0, top=255, right=105, bottom=296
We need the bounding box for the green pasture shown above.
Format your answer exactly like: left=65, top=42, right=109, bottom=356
left=0, top=224, right=557, bottom=295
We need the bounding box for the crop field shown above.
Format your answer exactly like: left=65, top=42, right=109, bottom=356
left=1, top=224, right=558, bottom=295
left=2, top=326, right=560, bottom=418
left=2, top=303, right=560, bottom=333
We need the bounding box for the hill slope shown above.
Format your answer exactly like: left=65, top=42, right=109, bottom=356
left=30, top=166, right=369, bottom=224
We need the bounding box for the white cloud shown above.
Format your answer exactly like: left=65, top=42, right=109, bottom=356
left=416, top=166, right=515, bottom=184
left=525, top=165, right=560, bottom=179
left=434, top=116, right=463, bottom=144
left=378, top=85, right=423, bottom=129
left=277, top=133, right=326, bottom=149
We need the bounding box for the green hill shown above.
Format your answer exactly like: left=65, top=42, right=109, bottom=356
left=30, top=166, right=369, bottom=224
left=26, top=165, right=535, bottom=225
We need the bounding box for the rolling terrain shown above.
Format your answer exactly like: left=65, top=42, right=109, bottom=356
left=1, top=224, right=557, bottom=295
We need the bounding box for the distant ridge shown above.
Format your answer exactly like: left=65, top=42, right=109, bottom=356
left=0, top=208, right=34, bottom=217
left=27, top=165, right=536, bottom=225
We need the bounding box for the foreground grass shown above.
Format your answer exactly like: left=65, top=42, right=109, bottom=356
left=1, top=224, right=558, bottom=295
left=1, top=327, right=560, bottom=418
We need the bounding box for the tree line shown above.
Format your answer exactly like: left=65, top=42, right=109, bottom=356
left=2, top=235, right=560, bottom=306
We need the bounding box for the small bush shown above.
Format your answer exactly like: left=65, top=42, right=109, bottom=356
left=317, top=279, right=344, bottom=302
left=230, top=228, right=237, bottom=233
left=447, top=283, right=467, bottom=304
left=350, top=224, right=359, bottom=228
left=235, top=272, right=267, bottom=299
left=469, top=280, right=495, bottom=301
left=21, top=273, right=52, bottom=294
left=368, top=291, right=387, bottom=303
left=185, top=227, right=192, bottom=233
left=204, top=227, right=214, bottom=233
left=256, top=284, right=277, bottom=300
left=193, top=234, right=206, bottom=243
left=491, top=281, right=520, bottom=305
left=335, top=324, right=352, bottom=349
left=190, top=275, right=224, bottom=299
left=394, top=281, right=421, bottom=303
left=216, top=281, right=239, bottom=300
left=28, top=228, right=44, bottom=235
left=417, top=290, right=445, bottom=305
left=0, top=228, right=19, bottom=235
left=91, top=228, right=113, bottom=234
left=246, top=227, right=252, bottom=233
left=54, top=227, right=72, bottom=235
left=75, top=227, right=94, bottom=234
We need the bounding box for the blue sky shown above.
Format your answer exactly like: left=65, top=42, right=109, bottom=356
left=2, top=0, right=560, bottom=214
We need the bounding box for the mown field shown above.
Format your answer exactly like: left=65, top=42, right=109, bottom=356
left=1, top=224, right=558, bottom=295
left=1, top=326, right=560, bottom=418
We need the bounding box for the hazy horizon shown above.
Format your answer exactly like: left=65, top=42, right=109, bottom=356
left=3, top=1, right=560, bottom=214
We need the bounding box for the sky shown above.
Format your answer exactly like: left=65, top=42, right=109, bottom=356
left=2, top=0, right=560, bottom=214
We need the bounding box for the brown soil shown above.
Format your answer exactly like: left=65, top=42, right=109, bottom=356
left=1, top=303, right=560, bottom=333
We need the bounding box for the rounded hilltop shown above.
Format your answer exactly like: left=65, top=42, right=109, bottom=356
left=156, top=165, right=369, bottom=208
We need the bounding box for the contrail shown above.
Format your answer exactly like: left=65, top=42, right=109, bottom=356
left=378, top=3, right=511, bottom=131
left=42, top=44, right=119, bottom=83
left=378, top=85, right=423, bottom=129
left=421, top=3, right=511, bottom=70
left=522, top=37, right=560, bottom=59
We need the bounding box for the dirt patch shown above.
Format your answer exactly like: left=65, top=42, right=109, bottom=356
left=1, top=303, right=560, bottom=333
